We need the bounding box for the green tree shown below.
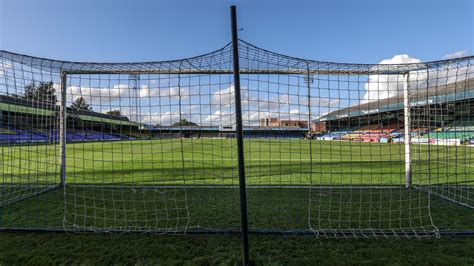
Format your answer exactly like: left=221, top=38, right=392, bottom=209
left=106, top=110, right=122, bottom=117
left=70, top=97, right=92, bottom=111
left=24, top=81, right=57, bottom=105
left=172, top=119, right=198, bottom=126
left=24, top=81, right=36, bottom=100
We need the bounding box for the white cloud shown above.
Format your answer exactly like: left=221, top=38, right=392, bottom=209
left=49, top=81, right=340, bottom=126
left=363, top=54, right=473, bottom=102
left=52, top=83, right=130, bottom=104
left=211, top=85, right=328, bottom=111
left=299, top=96, right=340, bottom=108
left=53, top=83, right=192, bottom=105
left=211, top=85, right=254, bottom=107
left=363, top=54, right=422, bottom=102
left=121, top=109, right=184, bottom=126
left=212, top=85, right=234, bottom=106
left=443, top=50, right=468, bottom=60
left=138, top=86, right=190, bottom=98
left=154, top=112, right=182, bottom=125
left=201, top=110, right=234, bottom=125
left=289, top=109, right=300, bottom=114
left=206, top=85, right=328, bottom=126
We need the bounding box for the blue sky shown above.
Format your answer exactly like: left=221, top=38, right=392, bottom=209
left=1, top=0, right=472, bottom=63
left=0, top=0, right=473, bottom=126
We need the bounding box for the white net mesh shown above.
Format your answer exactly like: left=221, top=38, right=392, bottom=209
left=0, top=42, right=472, bottom=236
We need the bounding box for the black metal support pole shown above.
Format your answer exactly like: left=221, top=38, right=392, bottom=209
left=230, top=5, right=250, bottom=266
left=60, top=71, right=67, bottom=187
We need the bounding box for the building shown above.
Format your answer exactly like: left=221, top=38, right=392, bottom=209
left=311, top=122, right=326, bottom=133
left=259, top=118, right=308, bottom=129
left=259, top=118, right=279, bottom=127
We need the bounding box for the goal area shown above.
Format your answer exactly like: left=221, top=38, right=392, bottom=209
left=0, top=39, right=473, bottom=239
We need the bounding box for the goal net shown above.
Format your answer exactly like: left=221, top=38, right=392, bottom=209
left=410, top=59, right=474, bottom=209
left=0, top=42, right=472, bottom=236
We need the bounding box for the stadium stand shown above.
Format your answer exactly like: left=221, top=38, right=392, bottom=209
left=423, top=131, right=474, bottom=141
left=340, top=125, right=377, bottom=141
left=313, top=77, right=474, bottom=146
left=317, top=130, right=351, bottom=140
left=0, top=125, right=136, bottom=144
left=360, top=124, right=400, bottom=142
left=445, top=120, right=474, bottom=131
left=244, top=132, right=304, bottom=139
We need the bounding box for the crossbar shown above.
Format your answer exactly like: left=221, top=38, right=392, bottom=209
left=62, top=69, right=412, bottom=76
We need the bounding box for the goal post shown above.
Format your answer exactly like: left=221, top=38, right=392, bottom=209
left=60, top=71, right=67, bottom=187
left=403, top=72, right=412, bottom=188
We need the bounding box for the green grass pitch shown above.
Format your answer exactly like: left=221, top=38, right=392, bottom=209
left=2, top=138, right=473, bottom=185
left=1, top=139, right=473, bottom=264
